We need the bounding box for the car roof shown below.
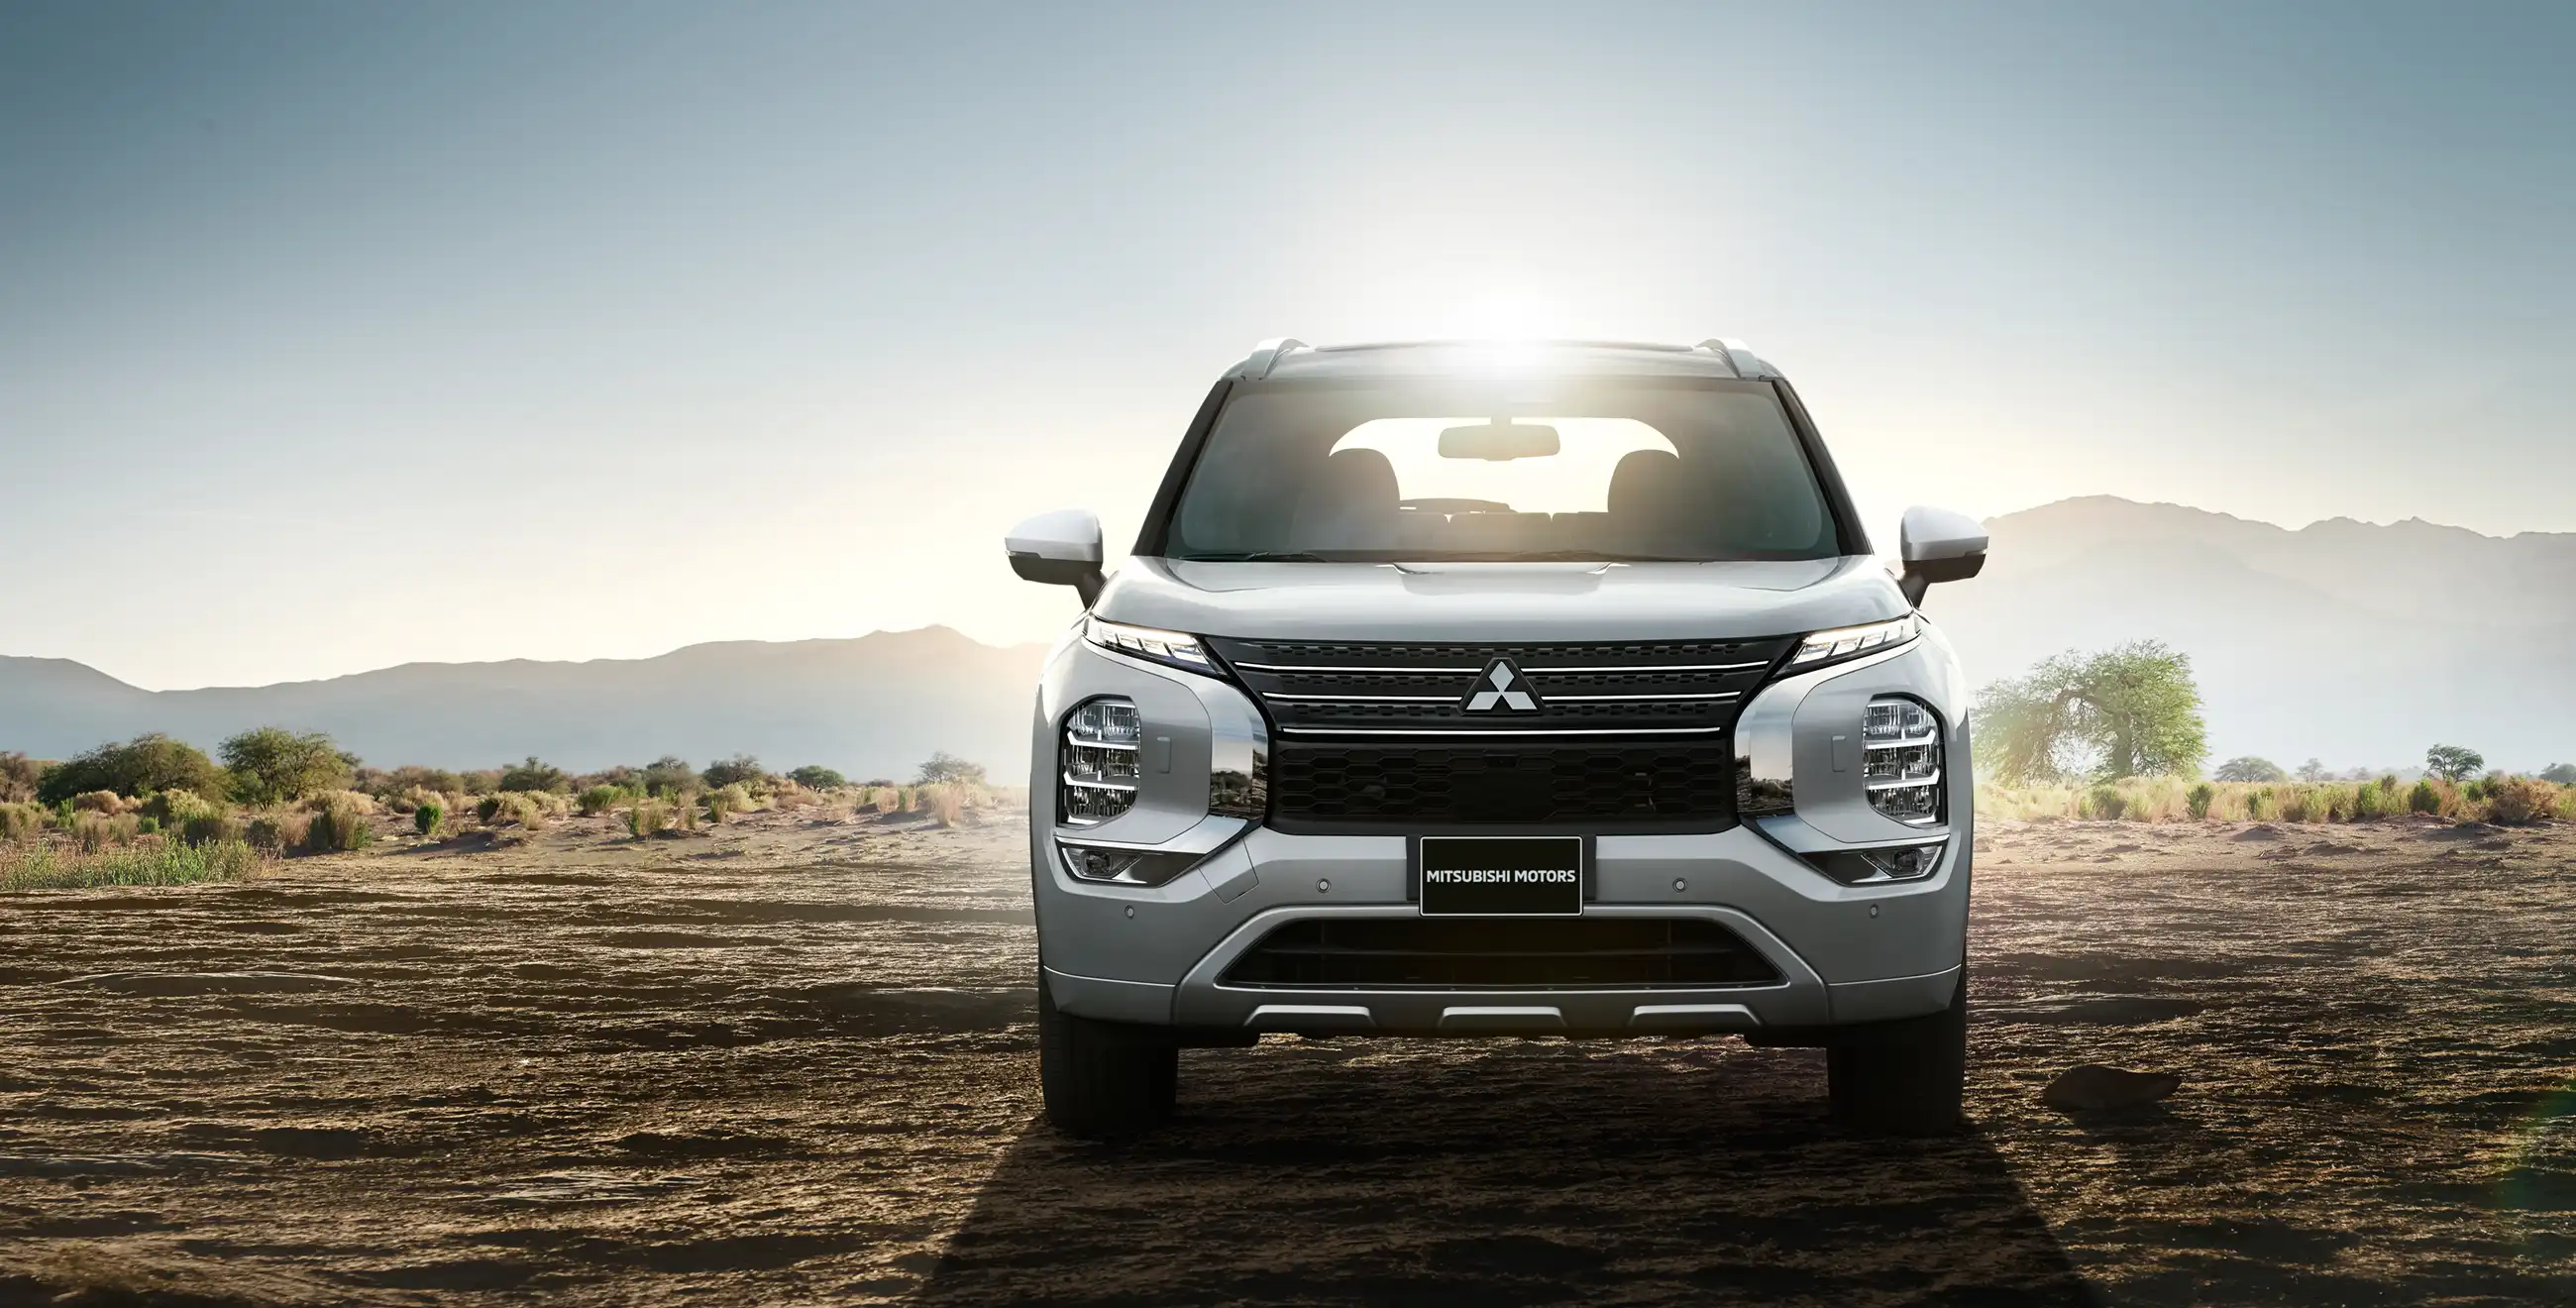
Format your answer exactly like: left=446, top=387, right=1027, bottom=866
left=1235, top=338, right=1783, bottom=382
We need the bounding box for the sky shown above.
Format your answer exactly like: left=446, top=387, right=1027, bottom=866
left=3, top=1, right=2571, bottom=690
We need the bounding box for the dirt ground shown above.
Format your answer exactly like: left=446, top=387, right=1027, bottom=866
left=1, top=808, right=2570, bottom=1307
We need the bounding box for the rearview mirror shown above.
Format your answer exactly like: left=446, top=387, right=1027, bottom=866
left=1438, top=419, right=1560, bottom=461
left=1005, top=508, right=1106, bottom=607
left=1897, top=505, right=1987, bottom=607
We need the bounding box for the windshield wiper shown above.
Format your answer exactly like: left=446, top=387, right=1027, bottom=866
left=1174, top=551, right=1342, bottom=563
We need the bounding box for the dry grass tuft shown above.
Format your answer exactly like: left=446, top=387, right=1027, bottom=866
left=1, top=837, right=264, bottom=891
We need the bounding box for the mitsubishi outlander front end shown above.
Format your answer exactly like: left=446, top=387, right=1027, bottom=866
left=1003, top=338, right=1989, bottom=1137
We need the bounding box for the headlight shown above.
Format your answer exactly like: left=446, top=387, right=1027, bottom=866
left=1059, top=698, right=1140, bottom=825
left=1786, top=613, right=1918, bottom=673
left=1084, top=615, right=1217, bottom=675
left=1057, top=840, right=1204, bottom=887
left=1863, top=695, right=1943, bottom=825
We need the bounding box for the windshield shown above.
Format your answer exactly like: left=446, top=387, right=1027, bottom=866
left=1164, top=379, right=1841, bottom=562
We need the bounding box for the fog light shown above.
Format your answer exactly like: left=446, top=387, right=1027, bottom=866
left=1800, top=840, right=1948, bottom=885
left=1060, top=698, right=1140, bottom=825
left=1863, top=696, right=1943, bottom=826
left=1056, top=840, right=1202, bottom=886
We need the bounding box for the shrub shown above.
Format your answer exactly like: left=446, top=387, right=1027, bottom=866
left=789, top=765, right=846, bottom=791
left=72, top=814, right=111, bottom=853
left=2081, top=785, right=2127, bottom=820
left=922, top=782, right=968, bottom=827
left=36, top=734, right=228, bottom=805
left=246, top=813, right=310, bottom=852
left=2186, top=783, right=2215, bottom=820
left=701, top=755, right=765, bottom=790
left=2349, top=782, right=2390, bottom=819
left=143, top=789, right=218, bottom=827
left=303, top=798, right=376, bottom=853
left=136, top=816, right=160, bottom=835
left=181, top=814, right=243, bottom=846
left=0, top=802, right=48, bottom=842
left=705, top=783, right=752, bottom=823
left=578, top=785, right=623, bottom=817
left=2408, top=779, right=2442, bottom=814
left=497, top=757, right=569, bottom=794
left=300, top=789, right=377, bottom=816
left=73, top=790, right=128, bottom=815
left=477, top=795, right=505, bottom=825
left=2377, top=774, right=2400, bottom=794
left=676, top=794, right=699, bottom=831
left=0, top=751, right=46, bottom=803
left=414, top=802, right=444, bottom=836
left=2485, top=777, right=2553, bottom=825
left=872, top=787, right=902, bottom=815
left=626, top=798, right=671, bottom=837
left=220, top=727, right=354, bottom=805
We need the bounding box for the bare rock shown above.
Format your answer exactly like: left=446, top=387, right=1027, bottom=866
left=2231, top=824, right=2282, bottom=841
left=2042, top=1063, right=2181, bottom=1111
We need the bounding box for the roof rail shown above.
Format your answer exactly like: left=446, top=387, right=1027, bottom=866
left=1693, top=338, right=1782, bottom=380
left=1232, top=337, right=1308, bottom=380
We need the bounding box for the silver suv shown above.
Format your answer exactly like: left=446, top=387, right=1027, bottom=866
left=1004, top=338, right=1988, bottom=1136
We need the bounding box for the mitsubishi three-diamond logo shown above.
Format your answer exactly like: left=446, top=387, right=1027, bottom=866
left=1463, top=658, right=1542, bottom=713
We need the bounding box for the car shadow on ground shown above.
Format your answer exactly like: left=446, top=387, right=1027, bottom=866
left=913, top=1039, right=2093, bottom=1306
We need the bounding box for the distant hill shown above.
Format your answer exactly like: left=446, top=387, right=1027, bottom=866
left=1931, top=497, right=2576, bottom=772
left=7, top=502, right=2570, bottom=779
left=0, top=626, right=1050, bottom=781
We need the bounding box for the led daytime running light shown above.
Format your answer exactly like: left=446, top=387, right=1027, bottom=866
left=1789, top=613, right=1918, bottom=668
left=1084, top=615, right=1215, bottom=673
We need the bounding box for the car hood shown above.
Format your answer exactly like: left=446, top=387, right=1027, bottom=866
left=1094, top=556, right=1908, bottom=643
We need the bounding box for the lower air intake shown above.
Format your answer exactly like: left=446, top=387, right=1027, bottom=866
left=1219, top=918, right=1781, bottom=990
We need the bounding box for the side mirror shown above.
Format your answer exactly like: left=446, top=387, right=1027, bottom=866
left=1897, top=505, right=1987, bottom=607
left=1005, top=508, right=1106, bottom=607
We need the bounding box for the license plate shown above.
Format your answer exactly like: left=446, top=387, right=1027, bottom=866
left=1418, top=835, right=1584, bottom=917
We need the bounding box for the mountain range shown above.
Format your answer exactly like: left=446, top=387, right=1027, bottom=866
left=0, top=627, right=1050, bottom=782
left=1930, top=496, right=2576, bottom=771
left=4, top=497, right=2570, bottom=776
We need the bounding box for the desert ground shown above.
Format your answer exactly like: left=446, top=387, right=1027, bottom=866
left=1, top=807, right=2570, bottom=1307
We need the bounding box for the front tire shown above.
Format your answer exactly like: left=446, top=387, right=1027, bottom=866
left=1037, top=969, right=1177, bottom=1137
left=1827, top=969, right=1967, bottom=1136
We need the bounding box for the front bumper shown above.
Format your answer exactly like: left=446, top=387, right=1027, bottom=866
left=1037, top=821, right=1969, bottom=1038
left=1028, top=627, right=1973, bottom=1039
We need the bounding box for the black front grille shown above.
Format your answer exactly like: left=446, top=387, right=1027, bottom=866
left=1220, top=918, right=1782, bottom=990
left=1209, top=635, right=1795, bottom=738
left=1272, top=741, right=1735, bottom=827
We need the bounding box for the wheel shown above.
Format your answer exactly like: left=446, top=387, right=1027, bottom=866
left=1037, top=968, right=1178, bottom=1137
left=1827, top=969, right=1967, bottom=1136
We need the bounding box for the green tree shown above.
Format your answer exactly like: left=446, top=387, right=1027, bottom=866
left=2423, top=744, right=2484, bottom=784
left=220, top=727, right=355, bottom=805
left=1976, top=641, right=2208, bottom=784
left=2213, top=756, right=2285, bottom=783
left=498, top=756, right=570, bottom=794
left=2295, top=758, right=2328, bottom=783
left=638, top=756, right=698, bottom=797
left=36, top=734, right=229, bottom=804
left=915, top=751, right=987, bottom=785
left=701, top=754, right=766, bottom=789
left=2538, top=762, right=2576, bottom=785
left=788, top=765, right=847, bottom=790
